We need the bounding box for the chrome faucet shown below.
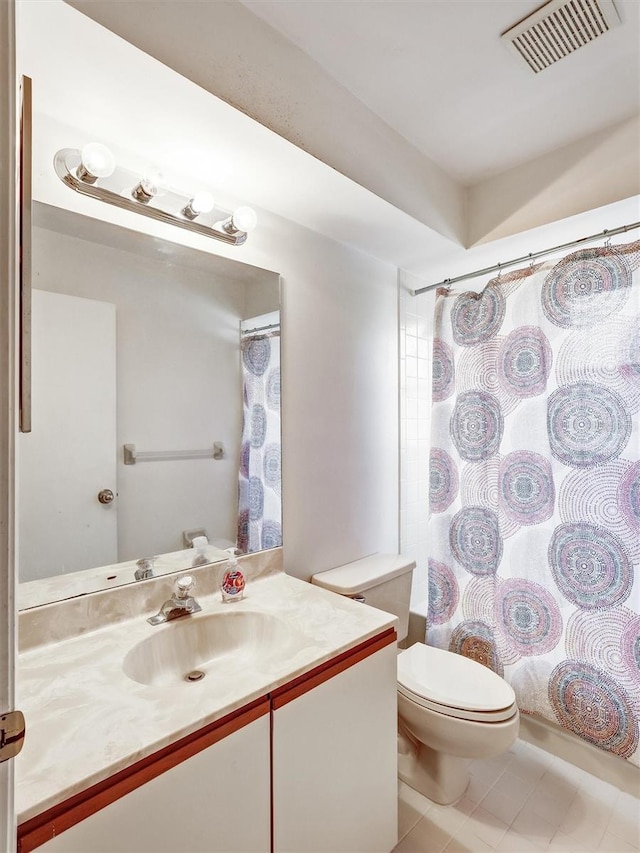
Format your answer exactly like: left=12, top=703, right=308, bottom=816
left=135, top=557, right=155, bottom=581
left=147, top=575, right=202, bottom=625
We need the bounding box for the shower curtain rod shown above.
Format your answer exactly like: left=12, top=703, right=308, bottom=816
left=241, top=321, right=280, bottom=335
left=412, top=220, right=640, bottom=296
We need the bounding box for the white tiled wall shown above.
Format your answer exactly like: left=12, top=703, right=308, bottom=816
left=399, top=272, right=436, bottom=619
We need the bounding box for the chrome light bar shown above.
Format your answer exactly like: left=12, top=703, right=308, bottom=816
left=53, top=146, right=257, bottom=247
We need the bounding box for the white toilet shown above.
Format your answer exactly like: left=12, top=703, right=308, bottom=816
left=311, top=554, right=519, bottom=805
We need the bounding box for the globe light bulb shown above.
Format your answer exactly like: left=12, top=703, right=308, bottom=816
left=182, top=190, right=215, bottom=220
left=76, top=143, right=116, bottom=183
left=191, top=191, right=215, bottom=214
left=232, top=206, right=258, bottom=233
left=132, top=167, right=164, bottom=203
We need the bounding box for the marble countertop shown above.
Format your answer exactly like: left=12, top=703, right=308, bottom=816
left=16, top=569, right=396, bottom=823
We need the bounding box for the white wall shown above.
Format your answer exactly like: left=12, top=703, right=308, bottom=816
left=467, top=115, right=640, bottom=246
left=65, top=0, right=465, bottom=245
left=17, top=4, right=400, bottom=582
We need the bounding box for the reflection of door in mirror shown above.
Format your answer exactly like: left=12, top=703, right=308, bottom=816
left=19, top=203, right=281, bottom=607
left=19, top=290, right=117, bottom=581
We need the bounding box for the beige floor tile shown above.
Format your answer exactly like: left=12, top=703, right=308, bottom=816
left=451, top=795, right=478, bottom=818
left=496, top=827, right=546, bottom=851
left=427, top=802, right=469, bottom=838
left=393, top=815, right=453, bottom=853
left=443, top=825, right=494, bottom=853
left=526, top=776, right=577, bottom=828
left=394, top=740, right=638, bottom=853
left=559, top=791, right=614, bottom=850
left=605, top=805, right=640, bottom=850
left=547, top=830, right=580, bottom=851
left=480, top=783, right=528, bottom=827
left=398, top=782, right=429, bottom=842
left=512, top=801, right=557, bottom=848
left=464, top=805, right=510, bottom=848
left=597, top=830, right=640, bottom=853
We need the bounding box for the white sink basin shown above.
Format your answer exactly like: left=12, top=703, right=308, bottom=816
left=123, top=610, right=305, bottom=687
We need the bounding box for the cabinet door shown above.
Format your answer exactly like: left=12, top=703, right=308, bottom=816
left=37, top=713, right=270, bottom=853
left=273, top=640, right=398, bottom=853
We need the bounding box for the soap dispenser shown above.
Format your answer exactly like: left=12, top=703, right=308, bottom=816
left=221, top=553, right=245, bottom=603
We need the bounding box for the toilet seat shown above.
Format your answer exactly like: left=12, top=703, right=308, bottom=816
left=397, top=643, right=517, bottom=723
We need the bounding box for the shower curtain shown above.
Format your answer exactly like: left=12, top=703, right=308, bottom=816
left=237, top=330, right=282, bottom=553
left=428, top=239, right=640, bottom=766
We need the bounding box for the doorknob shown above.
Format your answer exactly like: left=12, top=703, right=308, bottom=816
left=98, top=488, right=115, bottom=504
left=0, top=710, right=26, bottom=762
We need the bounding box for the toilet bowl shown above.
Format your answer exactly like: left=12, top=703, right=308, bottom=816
left=397, top=642, right=519, bottom=804
left=311, top=554, right=519, bottom=806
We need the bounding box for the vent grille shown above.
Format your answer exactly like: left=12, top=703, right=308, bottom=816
left=502, top=0, right=622, bottom=73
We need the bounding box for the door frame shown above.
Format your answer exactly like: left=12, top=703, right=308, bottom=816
left=0, top=0, right=18, bottom=850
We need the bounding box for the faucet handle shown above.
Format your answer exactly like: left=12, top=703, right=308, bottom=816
left=176, top=575, right=195, bottom=598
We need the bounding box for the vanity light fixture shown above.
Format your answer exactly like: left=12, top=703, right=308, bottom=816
left=54, top=143, right=258, bottom=246
left=219, top=205, right=258, bottom=236
left=182, top=191, right=215, bottom=220
left=76, top=142, right=116, bottom=184
left=131, top=167, right=165, bottom=204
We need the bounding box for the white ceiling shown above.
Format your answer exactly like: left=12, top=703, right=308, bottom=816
left=241, top=0, right=640, bottom=185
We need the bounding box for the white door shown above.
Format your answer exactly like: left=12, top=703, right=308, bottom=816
left=18, top=290, right=117, bottom=580
left=1, top=2, right=17, bottom=850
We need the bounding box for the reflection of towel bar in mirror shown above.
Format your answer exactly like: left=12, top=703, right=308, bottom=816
left=124, top=442, right=224, bottom=465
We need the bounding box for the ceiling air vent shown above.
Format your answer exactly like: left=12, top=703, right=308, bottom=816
left=502, top=0, right=622, bottom=73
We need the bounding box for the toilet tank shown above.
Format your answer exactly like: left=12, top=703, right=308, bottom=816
left=311, top=554, right=415, bottom=642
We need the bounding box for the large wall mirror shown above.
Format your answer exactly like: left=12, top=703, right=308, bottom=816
left=18, top=202, right=281, bottom=609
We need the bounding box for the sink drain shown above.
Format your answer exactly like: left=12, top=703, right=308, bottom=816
left=185, top=670, right=205, bottom=682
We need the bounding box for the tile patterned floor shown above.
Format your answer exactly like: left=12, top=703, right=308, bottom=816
left=394, top=739, right=639, bottom=853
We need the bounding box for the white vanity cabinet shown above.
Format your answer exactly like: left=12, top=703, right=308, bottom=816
left=19, top=629, right=398, bottom=853
left=272, top=632, right=398, bottom=853
left=20, top=702, right=271, bottom=853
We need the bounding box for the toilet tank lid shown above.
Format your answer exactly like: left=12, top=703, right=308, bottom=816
left=311, top=553, right=416, bottom=595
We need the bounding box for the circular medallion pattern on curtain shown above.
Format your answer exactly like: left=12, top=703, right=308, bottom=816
left=243, top=335, right=272, bottom=375
left=457, top=338, right=520, bottom=415
left=541, top=248, right=633, bottom=329
left=263, top=443, right=281, bottom=491
left=559, top=462, right=640, bottom=562
left=432, top=338, right=455, bottom=401
left=624, top=317, right=640, bottom=386
left=266, top=367, right=281, bottom=410
left=499, top=451, right=555, bottom=526
left=427, top=559, right=459, bottom=625
left=451, top=390, right=503, bottom=461
left=566, top=608, right=640, bottom=706
left=556, top=318, right=640, bottom=413
left=548, top=522, right=633, bottom=610
left=450, top=286, right=506, bottom=346
left=248, top=476, right=264, bottom=521
left=547, top=381, right=631, bottom=467
left=449, top=620, right=503, bottom=675
left=429, top=448, right=459, bottom=513
left=498, top=578, right=562, bottom=657
left=261, top=519, right=282, bottom=550
left=449, top=506, right=503, bottom=576
left=497, top=326, right=552, bottom=398
left=549, top=661, right=639, bottom=758
left=250, top=403, right=267, bottom=448
left=618, top=461, right=640, bottom=532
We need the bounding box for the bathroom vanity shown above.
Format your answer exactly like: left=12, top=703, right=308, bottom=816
left=16, top=556, right=398, bottom=853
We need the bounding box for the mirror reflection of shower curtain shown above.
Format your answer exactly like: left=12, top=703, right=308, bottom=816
left=237, top=329, right=282, bottom=552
